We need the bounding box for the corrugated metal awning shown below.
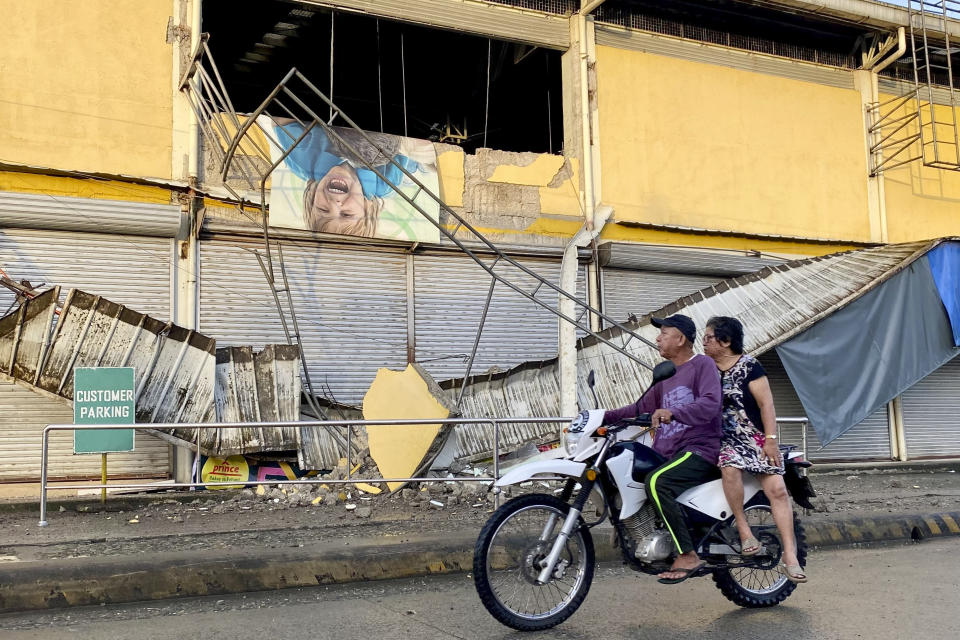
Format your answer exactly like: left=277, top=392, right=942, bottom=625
left=444, top=239, right=951, bottom=434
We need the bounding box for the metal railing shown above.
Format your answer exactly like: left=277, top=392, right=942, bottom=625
left=38, top=417, right=572, bottom=527
left=777, top=417, right=811, bottom=460
left=39, top=415, right=813, bottom=526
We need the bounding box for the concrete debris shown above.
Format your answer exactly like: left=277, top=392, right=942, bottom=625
left=362, top=364, right=457, bottom=492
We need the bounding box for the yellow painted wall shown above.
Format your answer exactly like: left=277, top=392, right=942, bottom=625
left=0, top=1, right=174, bottom=178
left=879, top=95, right=960, bottom=243
left=0, top=171, right=173, bottom=204
left=596, top=46, right=870, bottom=242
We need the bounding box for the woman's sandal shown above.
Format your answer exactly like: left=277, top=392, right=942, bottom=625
left=740, top=537, right=762, bottom=556
left=780, top=563, right=808, bottom=584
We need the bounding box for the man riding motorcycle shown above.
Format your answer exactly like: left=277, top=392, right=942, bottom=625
left=602, top=314, right=722, bottom=584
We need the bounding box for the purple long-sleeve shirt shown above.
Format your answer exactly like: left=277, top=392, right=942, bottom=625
left=604, top=354, right=723, bottom=464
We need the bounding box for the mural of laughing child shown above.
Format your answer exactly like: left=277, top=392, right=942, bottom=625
left=265, top=117, right=437, bottom=241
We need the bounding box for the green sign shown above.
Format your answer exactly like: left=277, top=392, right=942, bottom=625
left=73, top=367, right=135, bottom=454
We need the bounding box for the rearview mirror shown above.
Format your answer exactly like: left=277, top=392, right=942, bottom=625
left=651, top=361, right=676, bottom=385
left=587, top=370, right=596, bottom=389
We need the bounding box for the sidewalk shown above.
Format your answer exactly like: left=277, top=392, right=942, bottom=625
left=0, top=463, right=958, bottom=615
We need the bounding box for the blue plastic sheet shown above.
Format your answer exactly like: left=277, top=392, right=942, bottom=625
left=927, top=242, right=960, bottom=347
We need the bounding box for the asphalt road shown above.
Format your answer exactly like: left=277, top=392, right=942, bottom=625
left=1, top=538, right=957, bottom=640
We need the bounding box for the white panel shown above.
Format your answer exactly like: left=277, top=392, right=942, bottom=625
left=0, top=229, right=174, bottom=481
left=600, top=243, right=786, bottom=276
left=0, top=191, right=182, bottom=237
left=301, top=0, right=569, bottom=48
left=901, top=354, right=960, bottom=458
left=601, top=268, right=722, bottom=323
left=759, top=351, right=891, bottom=461
left=414, top=253, right=586, bottom=383
left=199, top=238, right=408, bottom=405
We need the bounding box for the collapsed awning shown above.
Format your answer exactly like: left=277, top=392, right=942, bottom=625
left=443, top=237, right=960, bottom=451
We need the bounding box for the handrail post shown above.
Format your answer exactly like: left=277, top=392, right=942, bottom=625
left=491, top=420, right=500, bottom=509
left=802, top=420, right=808, bottom=461
left=39, top=426, right=50, bottom=527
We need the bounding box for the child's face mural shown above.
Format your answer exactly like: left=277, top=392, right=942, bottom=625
left=310, top=163, right=367, bottom=233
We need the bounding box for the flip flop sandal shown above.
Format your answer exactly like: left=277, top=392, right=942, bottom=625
left=740, top=537, right=762, bottom=556
left=657, top=561, right=707, bottom=585
left=780, top=563, right=808, bottom=584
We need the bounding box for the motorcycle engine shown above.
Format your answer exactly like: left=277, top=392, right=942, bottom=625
left=634, top=530, right=674, bottom=562
left=620, top=504, right=672, bottom=561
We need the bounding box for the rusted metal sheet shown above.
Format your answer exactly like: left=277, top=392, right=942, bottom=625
left=442, top=240, right=943, bottom=459
left=0, top=288, right=216, bottom=446
left=213, top=344, right=302, bottom=455
left=0, top=286, right=59, bottom=383
left=0, top=288, right=357, bottom=465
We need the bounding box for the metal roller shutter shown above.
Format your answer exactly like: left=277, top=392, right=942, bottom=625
left=0, top=229, right=174, bottom=481
left=0, top=191, right=182, bottom=238
left=602, top=268, right=722, bottom=323
left=758, top=351, right=891, bottom=461
left=901, top=354, right=960, bottom=458
left=414, top=253, right=586, bottom=383
left=199, top=238, right=408, bottom=406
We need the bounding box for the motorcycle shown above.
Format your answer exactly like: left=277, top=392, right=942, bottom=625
left=472, top=362, right=817, bottom=631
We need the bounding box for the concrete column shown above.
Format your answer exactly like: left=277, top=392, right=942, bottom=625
left=170, top=0, right=203, bottom=484
left=558, top=13, right=601, bottom=417
left=172, top=195, right=202, bottom=483
left=855, top=69, right=889, bottom=244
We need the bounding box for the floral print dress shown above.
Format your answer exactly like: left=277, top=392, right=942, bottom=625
left=717, top=354, right=783, bottom=475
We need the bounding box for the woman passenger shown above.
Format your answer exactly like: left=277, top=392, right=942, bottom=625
left=703, top=316, right=808, bottom=584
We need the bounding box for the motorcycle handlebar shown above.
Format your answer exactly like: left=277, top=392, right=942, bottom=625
left=609, top=413, right=653, bottom=430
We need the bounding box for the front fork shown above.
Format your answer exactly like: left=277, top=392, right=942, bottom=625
left=535, top=471, right=599, bottom=584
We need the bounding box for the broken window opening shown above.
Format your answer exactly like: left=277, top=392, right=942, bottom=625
left=202, top=0, right=564, bottom=155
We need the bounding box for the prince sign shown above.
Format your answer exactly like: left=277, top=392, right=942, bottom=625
left=73, top=367, right=135, bottom=454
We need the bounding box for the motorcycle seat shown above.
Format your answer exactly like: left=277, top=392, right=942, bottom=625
left=614, top=442, right=666, bottom=483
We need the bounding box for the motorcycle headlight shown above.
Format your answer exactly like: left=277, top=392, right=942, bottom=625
left=563, top=411, right=589, bottom=455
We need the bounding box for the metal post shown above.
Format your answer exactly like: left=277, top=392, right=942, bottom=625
left=457, top=274, right=497, bottom=408
left=38, top=427, right=49, bottom=527
left=492, top=420, right=500, bottom=509
left=101, top=453, right=107, bottom=504
left=802, top=420, right=808, bottom=460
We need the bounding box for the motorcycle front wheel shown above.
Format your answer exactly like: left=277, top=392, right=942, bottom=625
left=473, top=493, right=595, bottom=631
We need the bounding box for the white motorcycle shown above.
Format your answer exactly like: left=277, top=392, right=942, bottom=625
left=473, top=362, right=816, bottom=631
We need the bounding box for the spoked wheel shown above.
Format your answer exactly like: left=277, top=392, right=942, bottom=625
left=473, top=493, right=595, bottom=631
left=713, top=503, right=807, bottom=608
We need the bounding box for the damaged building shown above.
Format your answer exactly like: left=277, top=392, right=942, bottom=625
left=2, top=0, right=960, bottom=485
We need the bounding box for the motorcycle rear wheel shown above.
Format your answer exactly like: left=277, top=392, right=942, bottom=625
left=712, top=502, right=807, bottom=608
left=473, top=493, right=595, bottom=631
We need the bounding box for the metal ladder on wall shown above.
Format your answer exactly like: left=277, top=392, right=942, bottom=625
left=178, top=35, right=659, bottom=410
left=868, top=0, right=960, bottom=174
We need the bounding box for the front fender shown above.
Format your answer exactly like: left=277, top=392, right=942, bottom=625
left=495, top=459, right=587, bottom=487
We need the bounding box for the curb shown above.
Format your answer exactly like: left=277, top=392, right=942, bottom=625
left=1, top=511, right=958, bottom=615
left=804, top=511, right=960, bottom=547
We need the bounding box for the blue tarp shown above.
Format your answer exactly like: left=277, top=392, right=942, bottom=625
left=927, top=242, right=960, bottom=347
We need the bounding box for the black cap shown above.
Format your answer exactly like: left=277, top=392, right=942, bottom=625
left=651, top=314, right=696, bottom=344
